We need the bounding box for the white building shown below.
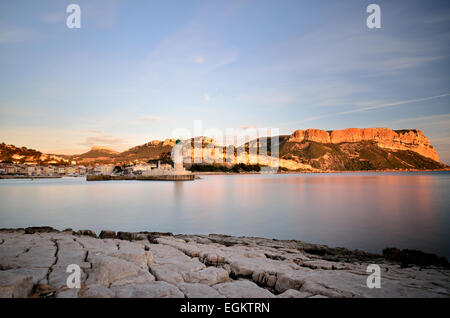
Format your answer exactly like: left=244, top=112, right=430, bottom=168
left=132, top=163, right=156, bottom=173
left=93, top=165, right=114, bottom=175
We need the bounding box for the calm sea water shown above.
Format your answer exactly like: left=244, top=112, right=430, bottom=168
left=1, top=172, right=449, bottom=258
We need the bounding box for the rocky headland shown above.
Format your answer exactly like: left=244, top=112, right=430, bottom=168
left=278, top=128, right=447, bottom=171
left=2, top=128, right=447, bottom=172
left=288, top=128, right=439, bottom=162
left=0, top=227, right=449, bottom=298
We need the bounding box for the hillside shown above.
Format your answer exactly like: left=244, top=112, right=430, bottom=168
left=279, top=140, right=445, bottom=171
left=1, top=128, right=447, bottom=171
left=0, top=143, right=69, bottom=165
left=118, top=139, right=176, bottom=162
left=70, top=146, right=120, bottom=164
left=276, top=128, right=446, bottom=171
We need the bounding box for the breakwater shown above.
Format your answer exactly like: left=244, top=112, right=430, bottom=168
left=86, top=174, right=197, bottom=181
left=0, top=175, right=62, bottom=179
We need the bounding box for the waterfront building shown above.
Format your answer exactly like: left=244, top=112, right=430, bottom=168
left=93, top=165, right=115, bottom=176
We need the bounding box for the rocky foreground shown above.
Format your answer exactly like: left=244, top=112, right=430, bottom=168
left=0, top=228, right=449, bottom=298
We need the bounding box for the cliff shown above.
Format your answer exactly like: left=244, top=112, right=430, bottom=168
left=289, top=128, right=440, bottom=162
left=1, top=128, right=445, bottom=171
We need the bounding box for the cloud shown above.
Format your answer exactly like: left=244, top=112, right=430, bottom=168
left=136, top=115, right=166, bottom=122
left=236, top=93, right=295, bottom=107
left=41, top=12, right=66, bottom=24
left=203, top=94, right=210, bottom=102
left=337, top=93, right=450, bottom=115
left=138, top=13, right=240, bottom=92
left=375, top=113, right=450, bottom=127
left=0, top=127, right=123, bottom=152
left=78, top=133, right=128, bottom=150
left=380, top=56, right=443, bottom=70
left=50, top=148, right=91, bottom=156
left=0, top=24, right=32, bottom=44
left=278, top=93, right=450, bottom=127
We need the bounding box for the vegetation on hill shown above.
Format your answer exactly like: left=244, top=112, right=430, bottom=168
left=188, top=163, right=262, bottom=173
left=279, top=140, right=446, bottom=171
left=0, top=143, right=68, bottom=165
left=1, top=131, right=447, bottom=171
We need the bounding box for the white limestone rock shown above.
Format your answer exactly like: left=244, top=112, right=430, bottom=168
left=181, top=266, right=229, bottom=286
left=150, top=264, right=185, bottom=285
left=213, top=279, right=275, bottom=298
left=54, top=240, right=86, bottom=268
left=75, top=236, right=119, bottom=255
left=178, top=282, right=225, bottom=298
left=1, top=231, right=449, bottom=298
left=5, top=268, right=48, bottom=285
left=107, top=240, right=153, bottom=269
left=274, top=271, right=308, bottom=293
left=110, top=272, right=155, bottom=287
left=85, top=254, right=145, bottom=287
left=112, top=281, right=184, bottom=298
left=56, top=288, right=80, bottom=298
left=81, top=285, right=115, bottom=298
left=277, top=289, right=311, bottom=298
left=0, top=271, right=34, bottom=298
left=48, top=267, right=87, bottom=290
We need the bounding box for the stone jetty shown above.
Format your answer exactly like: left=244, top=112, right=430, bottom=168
left=86, top=174, right=197, bottom=181
left=0, top=228, right=449, bottom=298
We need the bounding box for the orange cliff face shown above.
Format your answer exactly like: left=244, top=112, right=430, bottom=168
left=289, top=128, right=440, bottom=162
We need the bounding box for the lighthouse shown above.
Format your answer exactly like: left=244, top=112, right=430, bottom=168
left=172, top=139, right=184, bottom=174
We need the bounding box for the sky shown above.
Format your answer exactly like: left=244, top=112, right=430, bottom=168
left=0, top=0, right=449, bottom=163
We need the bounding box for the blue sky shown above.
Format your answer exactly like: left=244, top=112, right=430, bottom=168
left=0, top=0, right=449, bottom=163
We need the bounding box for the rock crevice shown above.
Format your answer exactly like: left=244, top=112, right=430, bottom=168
left=0, top=229, right=449, bottom=298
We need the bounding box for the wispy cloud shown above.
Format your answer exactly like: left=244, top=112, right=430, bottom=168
left=236, top=92, right=295, bottom=107
left=78, top=132, right=129, bottom=150
left=380, top=56, right=443, bottom=70
left=278, top=93, right=450, bottom=127
left=203, top=94, right=210, bottom=102
left=81, top=0, right=124, bottom=29
left=338, top=93, right=450, bottom=115
left=0, top=24, right=33, bottom=44
left=374, top=113, right=450, bottom=127
left=41, top=11, right=66, bottom=24
left=136, top=115, right=166, bottom=122
left=137, top=9, right=241, bottom=94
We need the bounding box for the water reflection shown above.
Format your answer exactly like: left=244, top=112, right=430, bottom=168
left=0, top=172, right=449, bottom=258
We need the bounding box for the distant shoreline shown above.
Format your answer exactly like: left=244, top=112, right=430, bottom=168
left=194, top=168, right=450, bottom=176
left=1, top=169, right=449, bottom=180
left=0, top=175, right=62, bottom=179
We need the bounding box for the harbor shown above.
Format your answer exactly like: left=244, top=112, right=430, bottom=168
left=86, top=174, right=197, bottom=181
